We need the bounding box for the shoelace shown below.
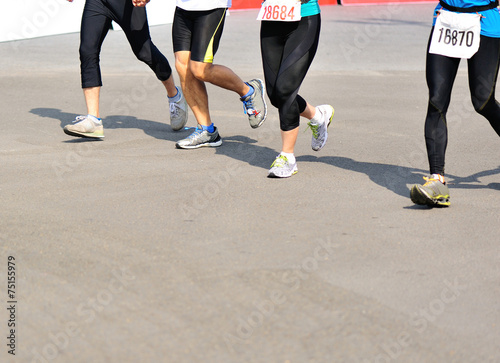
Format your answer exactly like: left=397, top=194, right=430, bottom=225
left=422, top=176, right=434, bottom=186
left=242, top=99, right=256, bottom=116
left=188, top=127, right=204, bottom=140
left=170, top=102, right=180, bottom=117
left=306, top=122, right=320, bottom=139
left=271, top=155, right=288, bottom=168
left=72, top=115, right=87, bottom=124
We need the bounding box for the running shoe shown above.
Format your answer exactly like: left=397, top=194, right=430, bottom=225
left=170, top=88, right=188, bottom=131
left=241, top=79, right=268, bottom=129
left=308, top=105, right=334, bottom=151
left=64, top=115, right=104, bottom=139
left=175, top=125, right=222, bottom=149
left=268, top=154, right=298, bottom=178
left=410, top=175, right=450, bottom=207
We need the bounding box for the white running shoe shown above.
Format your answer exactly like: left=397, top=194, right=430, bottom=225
left=241, top=79, right=268, bottom=129
left=268, top=154, right=298, bottom=178
left=170, top=88, right=188, bottom=131
left=308, top=105, right=334, bottom=151
left=175, top=125, right=222, bottom=149
left=64, top=115, right=104, bottom=139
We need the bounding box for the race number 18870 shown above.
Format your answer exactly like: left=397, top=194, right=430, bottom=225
left=435, top=27, right=474, bottom=47
left=429, top=10, right=481, bottom=59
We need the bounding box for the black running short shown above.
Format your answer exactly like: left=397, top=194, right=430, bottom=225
left=79, top=0, right=172, bottom=88
left=172, top=7, right=227, bottom=63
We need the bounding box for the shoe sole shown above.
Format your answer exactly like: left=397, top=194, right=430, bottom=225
left=267, top=168, right=298, bottom=178
left=63, top=128, right=104, bottom=139
left=175, top=139, right=222, bottom=149
left=249, top=79, right=268, bottom=129
left=410, top=185, right=450, bottom=207
left=171, top=122, right=187, bottom=132
left=312, top=106, right=334, bottom=151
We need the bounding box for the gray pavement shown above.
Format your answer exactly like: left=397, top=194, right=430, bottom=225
left=1, top=3, right=499, bottom=363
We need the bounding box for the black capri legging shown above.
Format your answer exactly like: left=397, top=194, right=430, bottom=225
left=425, top=28, right=500, bottom=175
left=79, top=0, right=172, bottom=88
left=260, top=14, right=321, bottom=131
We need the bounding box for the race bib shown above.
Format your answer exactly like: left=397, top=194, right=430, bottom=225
left=257, top=0, right=301, bottom=22
left=429, top=10, right=481, bottom=59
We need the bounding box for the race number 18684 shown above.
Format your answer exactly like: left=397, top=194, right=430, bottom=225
left=257, top=0, right=301, bottom=22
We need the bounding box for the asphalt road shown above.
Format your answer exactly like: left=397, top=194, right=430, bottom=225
left=1, top=3, right=499, bottom=363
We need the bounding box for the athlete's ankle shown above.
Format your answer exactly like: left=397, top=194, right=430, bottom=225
left=242, top=83, right=254, bottom=98
left=431, top=173, right=445, bottom=184
left=201, top=123, right=215, bottom=133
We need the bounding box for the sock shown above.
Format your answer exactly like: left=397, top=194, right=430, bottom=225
left=432, top=173, right=445, bottom=184
left=280, top=152, right=295, bottom=164
left=309, top=107, right=322, bottom=125
left=88, top=114, right=101, bottom=122
left=242, top=83, right=255, bottom=99
left=168, top=86, right=181, bottom=103
left=201, top=123, right=215, bottom=133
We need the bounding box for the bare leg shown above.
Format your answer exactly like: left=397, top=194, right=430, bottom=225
left=279, top=102, right=317, bottom=153
left=175, top=51, right=212, bottom=126
left=161, top=74, right=179, bottom=98
left=189, top=61, right=250, bottom=98
left=281, top=127, right=300, bottom=154
left=300, top=102, right=316, bottom=120
left=83, top=87, right=100, bottom=118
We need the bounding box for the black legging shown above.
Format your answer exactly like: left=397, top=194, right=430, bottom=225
left=79, top=0, right=172, bottom=88
left=260, top=15, right=321, bottom=131
left=425, top=28, right=500, bottom=175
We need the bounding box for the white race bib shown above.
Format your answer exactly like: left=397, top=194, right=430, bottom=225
left=257, top=0, right=301, bottom=22
left=429, top=10, right=481, bottom=59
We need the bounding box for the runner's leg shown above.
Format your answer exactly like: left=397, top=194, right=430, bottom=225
left=468, top=35, right=500, bottom=137
left=107, top=0, right=176, bottom=96
left=79, top=0, right=112, bottom=117
left=186, top=8, right=249, bottom=97
left=261, top=16, right=320, bottom=133
left=175, top=50, right=212, bottom=126
left=424, top=28, right=461, bottom=175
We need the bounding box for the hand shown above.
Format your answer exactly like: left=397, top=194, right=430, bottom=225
left=132, top=0, right=150, bottom=7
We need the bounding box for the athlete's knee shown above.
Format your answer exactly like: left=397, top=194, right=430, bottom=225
left=427, top=94, right=449, bottom=115
left=472, top=99, right=486, bottom=114
left=173, top=51, right=187, bottom=74
left=79, top=43, right=99, bottom=65
left=471, top=74, right=494, bottom=109
left=175, top=59, right=185, bottom=75
left=473, top=97, right=500, bottom=126
left=133, top=44, right=153, bottom=64
left=189, top=61, right=212, bottom=82
left=268, top=93, right=286, bottom=110
left=471, top=93, right=493, bottom=114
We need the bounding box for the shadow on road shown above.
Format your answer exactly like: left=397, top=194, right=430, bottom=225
left=30, top=107, right=193, bottom=142
left=30, top=107, right=500, bottom=196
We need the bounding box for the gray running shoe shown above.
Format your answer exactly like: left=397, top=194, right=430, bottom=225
left=308, top=105, right=334, bottom=151
left=170, top=88, right=188, bottom=131
left=410, top=175, right=450, bottom=207
left=64, top=115, right=104, bottom=139
left=268, top=154, right=298, bottom=178
left=175, top=125, right=222, bottom=149
left=241, top=79, right=267, bottom=129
